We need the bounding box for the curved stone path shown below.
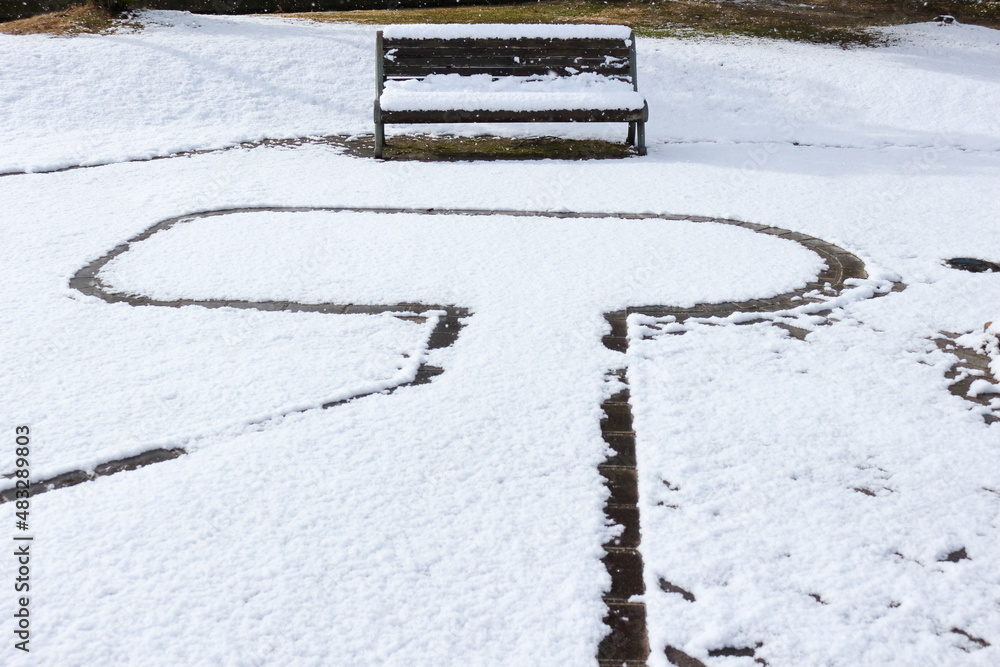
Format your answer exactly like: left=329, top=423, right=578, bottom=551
left=935, top=332, right=1000, bottom=425
left=1, top=203, right=904, bottom=666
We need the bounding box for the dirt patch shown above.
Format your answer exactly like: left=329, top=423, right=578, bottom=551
left=274, top=0, right=1000, bottom=47
left=0, top=3, right=140, bottom=35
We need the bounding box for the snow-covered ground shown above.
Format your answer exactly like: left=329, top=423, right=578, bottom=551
left=1, top=12, right=999, bottom=667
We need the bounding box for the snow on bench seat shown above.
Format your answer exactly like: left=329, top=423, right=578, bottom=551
left=381, top=23, right=634, bottom=41
left=380, top=91, right=647, bottom=113
left=379, top=73, right=646, bottom=113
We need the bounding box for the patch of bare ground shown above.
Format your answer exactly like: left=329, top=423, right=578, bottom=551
left=0, top=3, right=140, bottom=35
left=275, top=0, right=1000, bottom=47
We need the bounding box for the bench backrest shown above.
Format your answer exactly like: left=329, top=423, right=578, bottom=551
left=376, top=28, right=638, bottom=94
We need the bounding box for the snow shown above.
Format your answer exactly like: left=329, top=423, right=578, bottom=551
left=632, top=319, right=1000, bottom=665
left=0, top=12, right=376, bottom=173
left=97, top=210, right=824, bottom=308
left=1, top=12, right=999, bottom=667
left=381, top=88, right=645, bottom=112
left=959, top=321, right=1000, bottom=380
left=968, top=377, right=1000, bottom=397
left=5, top=300, right=432, bottom=480
left=379, top=73, right=644, bottom=112
left=382, top=23, right=634, bottom=40
left=4, top=14, right=998, bottom=174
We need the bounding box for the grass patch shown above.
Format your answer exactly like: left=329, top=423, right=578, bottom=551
left=0, top=3, right=140, bottom=35
left=276, top=0, right=1000, bottom=48
left=364, top=135, right=635, bottom=161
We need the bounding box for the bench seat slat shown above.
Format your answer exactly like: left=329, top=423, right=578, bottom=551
left=380, top=91, right=646, bottom=112
left=384, top=55, right=630, bottom=68
left=381, top=23, right=633, bottom=40
left=380, top=108, right=647, bottom=124
left=383, top=37, right=631, bottom=51
left=385, top=46, right=631, bottom=59
left=385, top=66, right=632, bottom=79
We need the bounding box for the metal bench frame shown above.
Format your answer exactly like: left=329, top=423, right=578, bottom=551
left=373, top=29, right=648, bottom=158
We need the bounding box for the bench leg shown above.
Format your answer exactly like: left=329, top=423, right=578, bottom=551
left=636, top=121, right=646, bottom=156
left=374, top=122, right=385, bottom=159
left=627, top=122, right=636, bottom=146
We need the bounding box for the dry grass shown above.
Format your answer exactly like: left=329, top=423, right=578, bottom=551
left=0, top=3, right=139, bottom=35
left=277, top=0, right=1000, bottom=47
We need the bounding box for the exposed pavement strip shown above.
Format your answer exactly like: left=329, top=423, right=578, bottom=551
left=935, top=332, right=1000, bottom=426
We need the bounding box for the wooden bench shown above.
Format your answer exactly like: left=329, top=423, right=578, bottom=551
left=373, top=24, right=648, bottom=158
